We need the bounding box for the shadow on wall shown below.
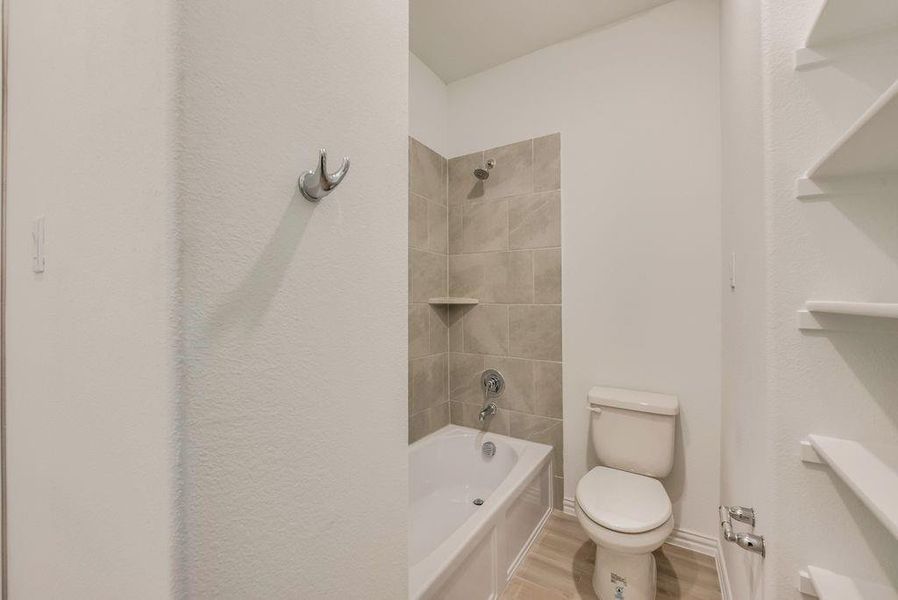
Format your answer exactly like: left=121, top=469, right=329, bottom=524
left=665, top=418, right=687, bottom=521
left=456, top=176, right=484, bottom=202
left=801, top=31, right=898, bottom=104
left=799, top=328, right=898, bottom=588
left=800, top=192, right=898, bottom=268
left=833, top=193, right=898, bottom=265
left=206, top=190, right=315, bottom=339
left=807, top=329, right=898, bottom=437
left=804, top=456, right=898, bottom=590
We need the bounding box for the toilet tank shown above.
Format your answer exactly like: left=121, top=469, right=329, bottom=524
left=588, top=386, right=679, bottom=478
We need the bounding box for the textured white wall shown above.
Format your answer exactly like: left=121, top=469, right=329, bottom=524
left=758, top=1, right=898, bottom=596
left=445, top=0, right=722, bottom=538
left=7, top=0, right=408, bottom=597
left=5, top=0, right=179, bottom=597
left=177, top=1, right=408, bottom=598
left=719, top=0, right=768, bottom=595
left=409, top=52, right=449, bottom=156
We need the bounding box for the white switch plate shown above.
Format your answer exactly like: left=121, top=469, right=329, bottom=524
left=32, top=217, right=45, bottom=273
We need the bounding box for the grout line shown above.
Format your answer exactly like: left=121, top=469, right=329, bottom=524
left=425, top=294, right=431, bottom=353
left=460, top=302, right=465, bottom=353
left=411, top=248, right=448, bottom=258
left=462, top=302, right=561, bottom=307
left=530, top=250, right=536, bottom=304
left=409, top=350, right=449, bottom=361
left=530, top=138, right=535, bottom=194
left=410, top=191, right=436, bottom=203
left=506, top=304, right=511, bottom=360
left=451, top=245, right=561, bottom=256
left=448, top=352, right=562, bottom=366
left=456, top=248, right=559, bottom=256
left=505, top=197, right=510, bottom=252
left=409, top=401, right=448, bottom=419
left=468, top=190, right=542, bottom=202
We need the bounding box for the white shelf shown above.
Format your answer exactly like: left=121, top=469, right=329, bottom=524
left=796, top=0, right=898, bottom=68
left=799, top=566, right=898, bottom=600
left=798, top=301, right=898, bottom=331
left=806, top=301, right=898, bottom=319
left=796, top=79, right=898, bottom=198
left=427, top=297, right=479, bottom=306
left=800, top=435, right=898, bottom=541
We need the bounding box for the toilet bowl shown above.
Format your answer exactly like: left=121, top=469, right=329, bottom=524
left=577, top=386, right=679, bottom=600
left=576, top=467, right=674, bottom=599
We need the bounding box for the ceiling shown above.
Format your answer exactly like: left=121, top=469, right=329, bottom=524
left=411, top=0, right=674, bottom=83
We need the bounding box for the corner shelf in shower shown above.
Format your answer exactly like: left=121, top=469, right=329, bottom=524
left=796, top=79, right=898, bottom=199
left=427, top=297, right=479, bottom=306
left=795, top=0, right=898, bottom=69
left=798, top=565, right=898, bottom=600
left=800, top=434, right=898, bottom=541
left=797, top=301, right=898, bottom=331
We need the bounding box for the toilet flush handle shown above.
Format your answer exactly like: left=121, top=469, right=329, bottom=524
left=586, top=404, right=602, bottom=415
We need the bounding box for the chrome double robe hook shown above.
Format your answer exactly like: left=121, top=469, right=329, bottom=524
left=298, top=148, right=350, bottom=202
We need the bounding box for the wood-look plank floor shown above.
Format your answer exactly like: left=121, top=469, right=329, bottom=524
left=500, top=512, right=722, bottom=600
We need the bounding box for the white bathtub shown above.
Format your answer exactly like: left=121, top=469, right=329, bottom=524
left=409, top=425, right=554, bottom=600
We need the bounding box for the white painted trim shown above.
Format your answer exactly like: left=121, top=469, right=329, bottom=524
left=562, top=496, right=576, bottom=516
left=506, top=506, right=552, bottom=580
left=798, top=569, right=817, bottom=597
left=668, top=531, right=733, bottom=599
left=795, top=173, right=898, bottom=199
left=666, top=528, right=718, bottom=557
left=716, top=539, right=733, bottom=600
left=801, top=439, right=823, bottom=464
left=794, top=47, right=829, bottom=70
left=797, top=308, right=898, bottom=333
left=799, top=565, right=898, bottom=599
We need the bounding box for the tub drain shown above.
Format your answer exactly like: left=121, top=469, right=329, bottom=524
left=473, top=498, right=484, bottom=506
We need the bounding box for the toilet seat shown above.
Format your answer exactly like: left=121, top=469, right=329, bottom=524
left=576, top=466, right=672, bottom=533
left=576, top=502, right=674, bottom=555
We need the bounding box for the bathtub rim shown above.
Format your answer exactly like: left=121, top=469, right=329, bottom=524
left=408, top=424, right=553, bottom=599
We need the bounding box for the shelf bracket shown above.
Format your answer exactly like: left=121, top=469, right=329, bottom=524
left=798, top=569, right=818, bottom=597
left=800, top=440, right=824, bottom=464
left=796, top=174, right=898, bottom=200
left=798, top=565, right=898, bottom=599
left=797, top=310, right=821, bottom=331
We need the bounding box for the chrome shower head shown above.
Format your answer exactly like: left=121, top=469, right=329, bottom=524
left=474, top=159, right=495, bottom=180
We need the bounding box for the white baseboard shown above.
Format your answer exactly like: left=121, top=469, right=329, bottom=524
left=562, top=496, right=576, bottom=516
left=666, top=528, right=717, bottom=556
left=715, top=539, right=733, bottom=600
left=562, top=497, right=732, bottom=598
left=667, top=530, right=732, bottom=600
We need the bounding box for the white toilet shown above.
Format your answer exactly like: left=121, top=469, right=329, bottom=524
left=575, top=386, right=679, bottom=600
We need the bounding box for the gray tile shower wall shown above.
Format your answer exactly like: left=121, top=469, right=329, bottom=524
left=409, top=138, right=450, bottom=443
left=446, top=134, right=564, bottom=507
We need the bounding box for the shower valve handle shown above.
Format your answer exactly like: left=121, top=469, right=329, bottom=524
left=481, top=369, right=505, bottom=397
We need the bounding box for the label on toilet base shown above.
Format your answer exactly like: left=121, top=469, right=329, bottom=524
left=611, top=572, right=627, bottom=598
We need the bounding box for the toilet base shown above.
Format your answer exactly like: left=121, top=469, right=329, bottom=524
left=591, top=545, right=656, bottom=600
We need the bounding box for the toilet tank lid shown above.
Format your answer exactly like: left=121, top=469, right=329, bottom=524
left=587, top=386, right=679, bottom=416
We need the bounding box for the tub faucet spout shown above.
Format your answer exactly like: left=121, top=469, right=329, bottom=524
left=479, top=402, right=498, bottom=422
